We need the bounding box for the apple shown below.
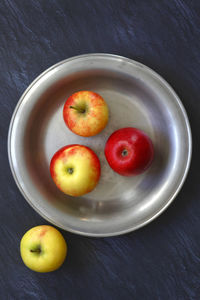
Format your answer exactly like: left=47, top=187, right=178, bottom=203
left=63, top=91, right=109, bottom=137
left=50, top=144, right=101, bottom=196
left=104, top=127, right=154, bottom=176
left=20, top=225, right=67, bottom=273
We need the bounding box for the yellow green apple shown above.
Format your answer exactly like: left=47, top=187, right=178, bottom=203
left=63, top=90, right=109, bottom=137
left=50, top=144, right=101, bottom=196
left=20, top=225, right=67, bottom=273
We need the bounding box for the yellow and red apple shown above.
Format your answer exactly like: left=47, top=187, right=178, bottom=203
left=63, top=91, right=109, bottom=137
left=20, top=225, right=67, bottom=273
left=50, top=144, right=101, bottom=196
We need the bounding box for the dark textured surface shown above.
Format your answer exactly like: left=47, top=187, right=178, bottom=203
left=0, top=0, right=199, bottom=299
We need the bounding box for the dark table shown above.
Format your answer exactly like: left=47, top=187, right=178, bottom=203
left=0, top=1, right=199, bottom=299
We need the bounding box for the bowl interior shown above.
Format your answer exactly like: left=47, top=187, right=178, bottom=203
left=9, top=55, right=191, bottom=236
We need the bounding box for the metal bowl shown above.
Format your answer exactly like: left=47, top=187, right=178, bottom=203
left=8, top=54, right=192, bottom=237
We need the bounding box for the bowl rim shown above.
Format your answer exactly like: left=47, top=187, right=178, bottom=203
left=7, top=53, right=192, bottom=237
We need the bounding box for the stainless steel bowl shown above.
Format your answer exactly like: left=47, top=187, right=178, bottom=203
left=8, top=54, right=192, bottom=237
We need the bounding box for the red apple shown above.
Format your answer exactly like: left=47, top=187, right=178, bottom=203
left=104, top=127, right=154, bottom=176
left=63, top=91, right=109, bottom=137
left=50, top=144, right=101, bottom=196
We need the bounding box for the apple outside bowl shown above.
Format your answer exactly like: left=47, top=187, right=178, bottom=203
left=8, top=54, right=192, bottom=237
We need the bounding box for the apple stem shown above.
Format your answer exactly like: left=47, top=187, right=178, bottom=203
left=67, top=167, right=74, bottom=174
left=30, top=248, right=41, bottom=253
left=122, top=149, right=128, bottom=157
left=69, top=106, right=86, bottom=113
